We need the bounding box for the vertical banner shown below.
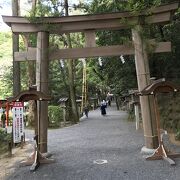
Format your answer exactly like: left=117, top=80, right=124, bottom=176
left=12, top=102, right=24, bottom=143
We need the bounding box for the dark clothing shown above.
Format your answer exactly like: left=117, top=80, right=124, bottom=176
left=1, top=112, right=6, bottom=128
left=84, top=107, right=89, bottom=118
left=100, top=104, right=106, bottom=115
left=108, top=100, right=111, bottom=106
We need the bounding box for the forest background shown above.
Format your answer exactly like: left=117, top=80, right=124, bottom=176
left=0, top=0, right=180, bottom=139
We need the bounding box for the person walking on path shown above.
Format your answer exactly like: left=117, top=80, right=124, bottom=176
left=83, top=105, right=89, bottom=118
left=106, top=92, right=113, bottom=106
left=100, top=100, right=107, bottom=115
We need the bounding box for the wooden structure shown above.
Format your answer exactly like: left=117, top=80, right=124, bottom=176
left=3, top=3, right=178, bottom=61
left=81, top=59, right=88, bottom=114
left=2, top=2, right=179, bottom=151
left=58, top=97, right=83, bottom=120
left=89, top=97, right=98, bottom=110
left=128, top=89, right=140, bottom=130
left=58, top=97, right=68, bottom=125
left=7, top=89, right=51, bottom=102
left=58, top=97, right=69, bottom=108
left=121, top=93, right=130, bottom=110
left=139, top=78, right=180, bottom=165
left=7, top=88, right=54, bottom=171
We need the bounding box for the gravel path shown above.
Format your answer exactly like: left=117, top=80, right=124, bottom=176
left=3, top=103, right=180, bottom=180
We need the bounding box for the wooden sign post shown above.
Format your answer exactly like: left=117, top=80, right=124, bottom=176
left=140, top=78, right=180, bottom=165
left=7, top=89, right=54, bottom=171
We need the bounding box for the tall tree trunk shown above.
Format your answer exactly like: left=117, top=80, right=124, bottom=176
left=64, top=0, right=79, bottom=123
left=12, top=0, right=20, bottom=96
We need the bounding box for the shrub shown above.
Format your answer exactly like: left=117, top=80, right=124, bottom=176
left=175, top=130, right=180, bottom=141
left=0, top=129, right=11, bottom=141
left=48, top=106, right=63, bottom=128
left=0, top=129, right=11, bottom=154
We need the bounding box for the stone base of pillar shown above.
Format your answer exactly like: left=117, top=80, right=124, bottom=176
left=141, top=146, right=155, bottom=155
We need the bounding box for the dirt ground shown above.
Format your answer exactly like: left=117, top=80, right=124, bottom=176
left=0, top=134, right=179, bottom=180
left=169, top=133, right=180, bottom=146
left=0, top=143, right=33, bottom=180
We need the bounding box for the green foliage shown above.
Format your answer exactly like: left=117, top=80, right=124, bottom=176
left=86, top=1, right=138, bottom=96
left=149, top=9, right=180, bottom=83
left=0, top=129, right=11, bottom=154
left=126, top=0, right=161, bottom=14
left=49, top=60, right=69, bottom=104
left=0, top=32, right=12, bottom=60
left=175, top=130, right=180, bottom=140
left=0, top=66, right=13, bottom=99
left=48, top=31, right=85, bottom=104
left=86, top=0, right=180, bottom=136
left=0, top=32, right=31, bottom=98
left=87, top=0, right=127, bottom=13
left=0, top=129, right=11, bottom=142
left=28, top=1, right=52, bottom=18
left=159, top=93, right=180, bottom=139
left=48, top=105, right=63, bottom=128
left=26, top=0, right=64, bottom=32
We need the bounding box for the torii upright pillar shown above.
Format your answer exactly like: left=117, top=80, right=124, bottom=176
left=36, top=31, right=49, bottom=153
left=132, top=27, right=158, bottom=149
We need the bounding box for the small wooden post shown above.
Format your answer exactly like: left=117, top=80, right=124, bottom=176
left=8, top=141, right=12, bottom=157
left=134, top=103, right=140, bottom=130
left=21, top=135, right=24, bottom=149
left=146, top=94, right=180, bottom=165
left=63, top=107, right=66, bottom=126
left=23, top=132, right=25, bottom=143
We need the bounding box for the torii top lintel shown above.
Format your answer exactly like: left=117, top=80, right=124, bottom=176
left=2, top=2, right=178, bottom=34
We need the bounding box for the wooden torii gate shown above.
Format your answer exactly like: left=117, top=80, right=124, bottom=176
left=2, top=2, right=179, bottom=153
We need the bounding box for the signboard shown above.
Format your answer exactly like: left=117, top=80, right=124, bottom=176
left=12, top=102, right=24, bottom=143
